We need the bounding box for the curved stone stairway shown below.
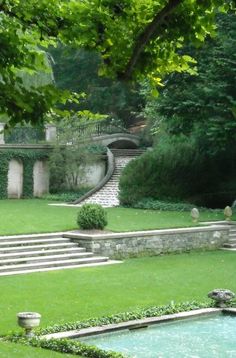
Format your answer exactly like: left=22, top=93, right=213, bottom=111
left=0, top=233, right=118, bottom=276
left=75, top=149, right=145, bottom=208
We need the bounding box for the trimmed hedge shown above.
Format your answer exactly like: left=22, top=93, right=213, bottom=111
left=5, top=301, right=212, bottom=357
left=38, top=301, right=211, bottom=335
left=7, top=337, right=123, bottom=358
left=4, top=301, right=212, bottom=358
left=119, top=139, right=236, bottom=209
left=42, top=188, right=91, bottom=202
left=132, top=198, right=195, bottom=211
left=0, top=149, right=48, bottom=199
left=77, top=204, right=107, bottom=230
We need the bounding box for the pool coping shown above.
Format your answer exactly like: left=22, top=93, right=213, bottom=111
left=42, top=307, right=236, bottom=340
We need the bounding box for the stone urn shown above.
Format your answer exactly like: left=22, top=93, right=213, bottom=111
left=208, top=289, right=235, bottom=308
left=191, top=208, right=199, bottom=223
left=224, top=206, right=232, bottom=221
left=17, top=312, right=41, bottom=337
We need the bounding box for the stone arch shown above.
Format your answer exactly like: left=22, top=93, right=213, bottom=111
left=7, top=159, right=23, bottom=199
left=33, top=160, right=49, bottom=197
left=108, top=139, right=138, bottom=149
left=93, top=133, right=140, bottom=148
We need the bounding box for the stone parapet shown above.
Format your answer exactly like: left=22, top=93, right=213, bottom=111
left=64, top=225, right=230, bottom=258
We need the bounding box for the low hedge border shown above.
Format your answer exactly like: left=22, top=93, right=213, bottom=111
left=4, top=301, right=213, bottom=358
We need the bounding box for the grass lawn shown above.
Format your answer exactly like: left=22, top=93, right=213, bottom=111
left=0, top=341, right=77, bottom=358
left=0, top=251, right=236, bottom=336
left=0, top=199, right=232, bottom=235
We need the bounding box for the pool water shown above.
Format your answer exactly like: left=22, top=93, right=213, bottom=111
left=79, top=315, right=236, bottom=357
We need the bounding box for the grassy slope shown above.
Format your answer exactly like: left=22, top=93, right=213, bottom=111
left=0, top=251, right=235, bottom=335
left=0, top=199, right=231, bottom=235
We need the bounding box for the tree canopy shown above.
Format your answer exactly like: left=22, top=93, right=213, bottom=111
left=146, top=13, right=236, bottom=153
left=0, top=0, right=234, bottom=125
left=50, top=46, right=144, bottom=126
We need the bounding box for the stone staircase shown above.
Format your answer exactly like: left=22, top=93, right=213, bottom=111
left=0, top=233, right=115, bottom=276
left=222, top=224, right=236, bottom=251
left=76, top=149, right=145, bottom=207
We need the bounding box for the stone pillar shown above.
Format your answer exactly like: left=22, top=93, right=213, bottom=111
left=45, top=124, right=57, bottom=142
left=7, top=159, right=23, bottom=199
left=33, top=160, right=49, bottom=197
left=0, top=122, right=5, bottom=144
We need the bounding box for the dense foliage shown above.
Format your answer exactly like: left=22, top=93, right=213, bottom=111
left=49, top=121, right=106, bottom=192
left=119, top=13, right=236, bottom=208
left=132, top=198, right=195, bottom=212
left=0, top=0, right=234, bottom=124
left=147, top=13, right=236, bottom=153
left=119, top=137, right=236, bottom=208
left=77, top=204, right=108, bottom=230
left=50, top=47, right=144, bottom=127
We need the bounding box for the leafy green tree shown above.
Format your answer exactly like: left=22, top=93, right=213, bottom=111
left=49, top=46, right=144, bottom=127
left=49, top=120, right=95, bottom=192
left=0, top=0, right=234, bottom=124
left=147, top=13, right=236, bottom=153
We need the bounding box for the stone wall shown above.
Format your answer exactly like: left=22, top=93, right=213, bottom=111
left=65, top=225, right=229, bottom=258
left=76, top=158, right=106, bottom=188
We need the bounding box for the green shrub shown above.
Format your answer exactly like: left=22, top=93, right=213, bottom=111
left=133, top=198, right=195, bottom=211
left=119, top=136, right=236, bottom=208
left=42, top=188, right=91, bottom=202
left=77, top=204, right=107, bottom=230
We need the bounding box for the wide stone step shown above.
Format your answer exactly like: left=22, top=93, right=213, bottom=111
left=223, top=243, right=236, bottom=248
left=111, top=149, right=145, bottom=156
left=0, top=252, right=94, bottom=265
left=0, top=247, right=85, bottom=259
left=0, top=256, right=109, bottom=273
left=0, top=242, right=78, bottom=253
left=0, top=260, right=119, bottom=276
left=0, top=237, right=70, bottom=247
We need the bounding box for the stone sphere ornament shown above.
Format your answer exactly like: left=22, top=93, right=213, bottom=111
left=17, top=312, right=41, bottom=337
left=224, top=206, right=232, bottom=221
left=191, top=208, right=200, bottom=223
left=208, top=289, right=235, bottom=308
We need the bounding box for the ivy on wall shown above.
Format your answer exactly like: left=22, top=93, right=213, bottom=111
left=0, top=149, right=48, bottom=199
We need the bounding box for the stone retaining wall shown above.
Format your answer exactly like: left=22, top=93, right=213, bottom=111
left=65, top=225, right=230, bottom=258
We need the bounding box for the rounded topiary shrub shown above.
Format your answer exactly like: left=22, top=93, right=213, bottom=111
left=77, top=204, right=107, bottom=230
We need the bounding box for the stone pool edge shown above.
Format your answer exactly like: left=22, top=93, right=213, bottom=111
left=43, top=307, right=236, bottom=340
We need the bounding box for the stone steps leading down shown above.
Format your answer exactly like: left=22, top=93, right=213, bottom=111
left=0, top=233, right=118, bottom=276
left=75, top=148, right=145, bottom=207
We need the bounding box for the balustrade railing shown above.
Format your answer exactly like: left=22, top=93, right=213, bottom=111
left=0, top=118, right=130, bottom=145
left=4, top=126, right=45, bottom=144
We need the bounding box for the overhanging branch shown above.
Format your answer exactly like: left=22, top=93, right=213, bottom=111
left=119, top=0, right=183, bottom=80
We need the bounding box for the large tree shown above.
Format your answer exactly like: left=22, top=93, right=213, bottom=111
left=146, top=13, right=236, bottom=153
left=50, top=46, right=144, bottom=127
left=0, top=0, right=234, bottom=125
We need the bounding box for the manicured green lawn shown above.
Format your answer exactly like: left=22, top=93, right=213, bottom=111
left=0, top=199, right=231, bottom=235
left=0, top=251, right=235, bottom=336
left=0, top=341, right=77, bottom=358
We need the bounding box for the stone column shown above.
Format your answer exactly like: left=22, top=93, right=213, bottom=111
left=45, top=124, right=57, bottom=142
left=0, top=122, right=5, bottom=144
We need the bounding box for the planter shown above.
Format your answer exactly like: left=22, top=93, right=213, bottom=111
left=208, top=289, right=235, bottom=308
left=17, top=312, right=41, bottom=337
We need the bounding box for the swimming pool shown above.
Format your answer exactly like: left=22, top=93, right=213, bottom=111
left=79, top=314, right=236, bottom=357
